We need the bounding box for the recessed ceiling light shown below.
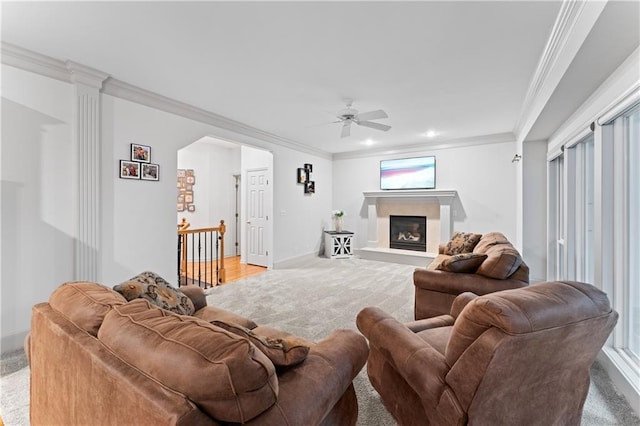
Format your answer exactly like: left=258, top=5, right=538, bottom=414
left=424, top=130, right=439, bottom=138
left=363, top=139, right=375, bottom=146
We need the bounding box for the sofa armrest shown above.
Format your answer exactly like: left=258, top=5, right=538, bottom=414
left=179, top=285, right=207, bottom=311
left=450, top=292, right=478, bottom=318
left=247, top=329, right=368, bottom=425
left=357, top=307, right=449, bottom=405
left=413, top=268, right=527, bottom=296
left=405, top=315, right=455, bottom=333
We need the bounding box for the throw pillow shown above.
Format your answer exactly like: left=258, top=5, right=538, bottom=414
left=113, top=271, right=195, bottom=315
left=475, top=246, right=523, bottom=279
left=211, top=320, right=310, bottom=368
left=436, top=253, right=488, bottom=273
left=444, top=232, right=483, bottom=255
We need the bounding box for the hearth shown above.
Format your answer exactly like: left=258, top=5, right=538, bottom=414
left=389, top=215, right=426, bottom=252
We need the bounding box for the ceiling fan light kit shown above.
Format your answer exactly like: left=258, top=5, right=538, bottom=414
left=334, top=99, right=391, bottom=138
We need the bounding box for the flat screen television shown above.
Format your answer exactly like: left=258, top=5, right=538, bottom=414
left=380, top=156, right=436, bottom=190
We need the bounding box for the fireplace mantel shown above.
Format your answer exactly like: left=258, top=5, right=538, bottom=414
left=363, top=189, right=457, bottom=202
left=359, top=189, right=458, bottom=265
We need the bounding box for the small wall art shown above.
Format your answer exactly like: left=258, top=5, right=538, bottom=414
left=131, top=144, right=151, bottom=163
left=141, top=163, right=160, bottom=181
left=297, top=163, right=314, bottom=195
left=119, top=143, right=158, bottom=181
left=297, top=168, right=308, bottom=183
left=120, top=160, right=140, bottom=179
left=177, top=169, right=196, bottom=212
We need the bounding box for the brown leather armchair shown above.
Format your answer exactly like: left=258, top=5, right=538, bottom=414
left=414, top=232, right=529, bottom=320
left=357, top=281, right=618, bottom=426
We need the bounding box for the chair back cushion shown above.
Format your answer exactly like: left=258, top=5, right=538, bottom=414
left=49, top=282, right=126, bottom=336
left=98, top=299, right=278, bottom=423
left=444, top=281, right=618, bottom=424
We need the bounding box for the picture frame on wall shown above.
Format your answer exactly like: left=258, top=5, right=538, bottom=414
left=297, top=168, right=308, bottom=183
left=131, top=144, right=151, bottom=163
left=304, top=180, right=315, bottom=194
left=304, top=163, right=313, bottom=172
left=120, top=160, right=140, bottom=179
left=141, top=163, right=160, bottom=181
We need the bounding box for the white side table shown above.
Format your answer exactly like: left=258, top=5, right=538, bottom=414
left=324, top=231, right=354, bottom=259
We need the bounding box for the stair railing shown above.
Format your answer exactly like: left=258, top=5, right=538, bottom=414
left=177, top=219, right=226, bottom=288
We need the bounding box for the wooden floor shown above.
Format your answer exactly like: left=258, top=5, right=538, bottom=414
left=182, top=256, right=266, bottom=286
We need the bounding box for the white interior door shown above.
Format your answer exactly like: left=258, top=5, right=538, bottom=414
left=246, top=168, right=269, bottom=266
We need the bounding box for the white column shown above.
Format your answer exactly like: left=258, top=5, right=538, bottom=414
left=438, top=197, right=453, bottom=244
left=66, top=61, right=109, bottom=282
left=366, top=199, right=378, bottom=248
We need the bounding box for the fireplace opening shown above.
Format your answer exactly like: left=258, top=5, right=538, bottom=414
left=389, top=215, right=427, bottom=252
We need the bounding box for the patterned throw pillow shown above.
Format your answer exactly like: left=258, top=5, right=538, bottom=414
left=113, top=271, right=195, bottom=316
left=436, top=253, right=488, bottom=273
left=211, top=320, right=310, bottom=368
left=444, top=232, right=483, bottom=255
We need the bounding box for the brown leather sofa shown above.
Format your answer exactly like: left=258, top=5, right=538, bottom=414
left=26, top=281, right=369, bottom=425
left=414, top=231, right=529, bottom=320
left=357, top=281, right=618, bottom=426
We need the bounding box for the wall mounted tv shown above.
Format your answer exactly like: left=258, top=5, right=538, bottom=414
left=380, top=156, right=436, bottom=190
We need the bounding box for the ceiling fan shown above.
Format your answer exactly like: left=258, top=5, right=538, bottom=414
left=334, top=99, right=391, bottom=138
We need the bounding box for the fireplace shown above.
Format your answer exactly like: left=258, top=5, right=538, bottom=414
left=389, top=215, right=427, bottom=252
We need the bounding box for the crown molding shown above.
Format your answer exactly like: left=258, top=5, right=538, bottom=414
left=1, top=42, right=71, bottom=83
left=332, top=132, right=515, bottom=160
left=513, top=0, right=608, bottom=143
left=1, top=42, right=331, bottom=160
left=65, top=60, right=109, bottom=90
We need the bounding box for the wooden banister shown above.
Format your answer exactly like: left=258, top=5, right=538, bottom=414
left=177, top=220, right=226, bottom=286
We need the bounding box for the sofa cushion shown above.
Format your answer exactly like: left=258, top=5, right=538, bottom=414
left=475, top=245, right=523, bottom=279
left=436, top=253, right=487, bottom=273
left=113, top=271, right=195, bottom=315
left=98, top=299, right=278, bottom=423
left=472, top=232, right=510, bottom=255
left=211, top=320, right=310, bottom=368
left=443, top=232, right=482, bottom=255
left=49, top=282, right=126, bottom=336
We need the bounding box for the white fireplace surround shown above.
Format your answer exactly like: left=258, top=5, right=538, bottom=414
left=359, top=189, right=458, bottom=265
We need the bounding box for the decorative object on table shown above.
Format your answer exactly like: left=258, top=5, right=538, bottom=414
left=131, top=144, right=151, bottom=163
left=119, top=160, right=140, bottom=179
left=177, top=169, right=196, bottom=212
left=332, top=210, right=345, bottom=232
left=297, top=168, right=308, bottom=183
left=141, top=163, right=160, bottom=181
left=297, top=163, right=315, bottom=195
left=304, top=181, right=315, bottom=194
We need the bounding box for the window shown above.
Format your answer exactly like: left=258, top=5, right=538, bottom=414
left=624, top=107, right=639, bottom=363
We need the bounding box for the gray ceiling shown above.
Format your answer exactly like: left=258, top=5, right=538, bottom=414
left=2, top=1, right=638, bottom=155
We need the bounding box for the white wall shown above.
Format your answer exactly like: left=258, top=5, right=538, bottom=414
left=333, top=141, right=520, bottom=250
left=1, top=65, right=76, bottom=351
left=522, top=140, right=548, bottom=282
left=177, top=140, right=240, bottom=258
left=1, top=64, right=333, bottom=352
left=272, top=149, right=333, bottom=264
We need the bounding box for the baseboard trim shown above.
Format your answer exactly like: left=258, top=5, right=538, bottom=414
left=273, top=253, right=320, bottom=269
left=598, top=348, right=640, bottom=418
left=1, top=330, right=28, bottom=356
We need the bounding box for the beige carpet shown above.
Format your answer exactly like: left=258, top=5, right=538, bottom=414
left=1, top=256, right=638, bottom=425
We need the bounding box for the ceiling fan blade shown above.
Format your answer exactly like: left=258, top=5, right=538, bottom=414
left=357, top=120, right=391, bottom=132
left=356, top=109, right=388, bottom=121
left=341, top=122, right=351, bottom=138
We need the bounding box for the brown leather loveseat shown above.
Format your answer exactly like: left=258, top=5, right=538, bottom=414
left=357, top=281, right=618, bottom=425
left=26, top=281, right=369, bottom=425
left=414, top=231, right=529, bottom=319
